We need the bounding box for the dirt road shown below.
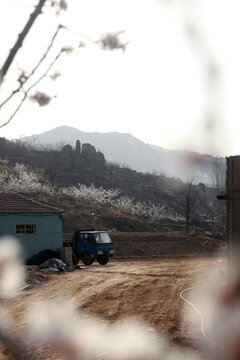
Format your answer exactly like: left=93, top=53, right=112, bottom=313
left=2, top=256, right=228, bottom=359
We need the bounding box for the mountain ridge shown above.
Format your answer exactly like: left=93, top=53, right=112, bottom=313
left=20, top=125, right=225, bottom=184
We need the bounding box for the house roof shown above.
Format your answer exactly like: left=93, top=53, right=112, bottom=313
left=0, top=193, right=63, bottom=213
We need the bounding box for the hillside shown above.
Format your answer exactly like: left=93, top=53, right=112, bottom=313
left=20, top=126, right=226, bottom=185
left=0, top=137, right=226, bottom=234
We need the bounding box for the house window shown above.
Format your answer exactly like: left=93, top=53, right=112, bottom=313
left=16, top=224, right=36, bottom=235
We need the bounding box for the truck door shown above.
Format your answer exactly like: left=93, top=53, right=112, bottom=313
left=83, top=233, right=96, bottom=256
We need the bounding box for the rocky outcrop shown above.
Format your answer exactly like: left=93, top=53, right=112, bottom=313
left=59, top=140, right=106, bottom=169
left=80, top=143, right=106, bottom=168
left=62, top=144, right=73, bottom=154
left=82, top=143, right=96, bottom=154
left=76, top=140, right=81, bottom=154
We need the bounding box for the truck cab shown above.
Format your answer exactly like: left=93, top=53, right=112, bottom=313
left=72, top=230, right=114, bottom=265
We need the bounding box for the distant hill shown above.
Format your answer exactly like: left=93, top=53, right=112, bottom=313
left=0, top=135, right=225, bottom=232
left=20, top=126, right=225, bottom=184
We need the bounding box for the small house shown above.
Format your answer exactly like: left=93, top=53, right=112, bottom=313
left=0, top=193, right=63, bottom=259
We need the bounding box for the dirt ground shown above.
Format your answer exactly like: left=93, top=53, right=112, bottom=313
left=0, top=252, right=228, bottom=360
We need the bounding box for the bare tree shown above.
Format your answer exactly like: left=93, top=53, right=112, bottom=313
left=183, top=179, right=198, bottom=233
left=33, top=141, right=67, bottom=151
left=211, top=158, right=226, bottom=193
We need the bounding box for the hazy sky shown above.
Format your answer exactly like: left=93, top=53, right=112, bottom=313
left=1, top=0, right=240, bottom=156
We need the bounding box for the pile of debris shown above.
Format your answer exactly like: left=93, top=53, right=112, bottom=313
left=25, top=258, right=71, bottom=290
left=38, top=258, right=67, bottom=273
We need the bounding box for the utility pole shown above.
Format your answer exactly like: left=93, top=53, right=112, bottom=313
left=225, top=157, right=240, bottom=271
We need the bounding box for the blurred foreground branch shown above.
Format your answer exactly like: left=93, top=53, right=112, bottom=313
left=0, top=0, right=47, bottom=85
left=0, top=49, right=63, bottom=128
left=0, top=24, right=63, bottom=110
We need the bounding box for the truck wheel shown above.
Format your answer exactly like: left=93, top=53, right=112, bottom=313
left=97, top=255, right=109, bottom=265
left=81, top=252, right=93, bottom=266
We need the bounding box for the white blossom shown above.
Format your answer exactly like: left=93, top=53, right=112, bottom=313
left=61, top=183, right=121, bottom=204
left=0, top=158, right=8, bottom=165
left=61, top=183, right=184, bottom=223
left=98, top=31, right=128, bottom=52
left=26, top=299, right=169, bottom=360
left=29, top=91, right=52, bottom=106
left=0, top=163, right=183, bottom=222
left=0, top=162, right=53, bottom=194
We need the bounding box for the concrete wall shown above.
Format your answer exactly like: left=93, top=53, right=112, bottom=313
left=0, top=213, right=62, bottom=259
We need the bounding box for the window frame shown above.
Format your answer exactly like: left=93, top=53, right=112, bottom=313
left=16, top=223, right=37, bottom=236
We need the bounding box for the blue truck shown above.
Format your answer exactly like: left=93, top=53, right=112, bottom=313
left=72, top=230, right=115, bottom=265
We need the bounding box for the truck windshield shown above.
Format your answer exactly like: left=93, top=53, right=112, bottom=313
left=95, top=232, right=112, bottom=244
